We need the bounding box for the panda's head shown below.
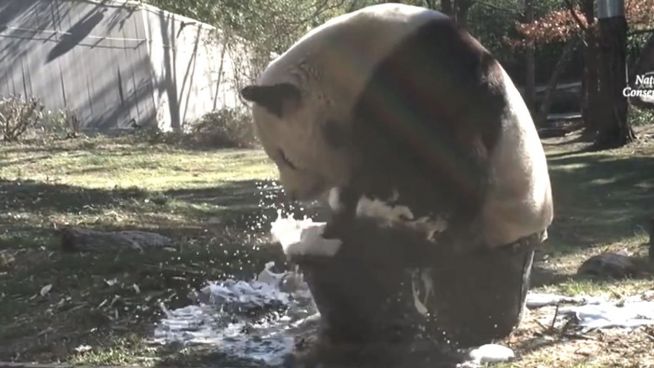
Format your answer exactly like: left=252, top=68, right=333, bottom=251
left=240, top=80, right=355, bottom=201
left=241, top=4, right=446, bottom=200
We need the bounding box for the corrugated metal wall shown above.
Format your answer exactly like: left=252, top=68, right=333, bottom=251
left=0, top=0, right=250, bottom=132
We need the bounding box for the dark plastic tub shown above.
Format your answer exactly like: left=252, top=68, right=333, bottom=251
left=291, top=234, right=537, bottom=347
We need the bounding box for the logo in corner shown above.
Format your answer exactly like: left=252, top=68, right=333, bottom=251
left=624, top=71, right=654, bottom=98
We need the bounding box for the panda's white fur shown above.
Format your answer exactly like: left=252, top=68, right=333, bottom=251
left=245, top=4, right=553, bottom=248
left=260, top=4, right=447, bottom=108
left=481, top=67, right=553, bottom=246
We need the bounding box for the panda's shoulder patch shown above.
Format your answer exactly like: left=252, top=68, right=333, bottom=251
left=348, top=16, right=507, bottom=221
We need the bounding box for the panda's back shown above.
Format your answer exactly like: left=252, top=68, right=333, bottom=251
left=259, top=4, right=449, bottom=96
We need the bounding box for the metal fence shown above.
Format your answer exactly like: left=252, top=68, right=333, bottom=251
left=0, top=0, right=252, bottom=132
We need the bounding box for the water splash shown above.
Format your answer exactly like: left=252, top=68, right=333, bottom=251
left=151, top=262, right=318, bottom=366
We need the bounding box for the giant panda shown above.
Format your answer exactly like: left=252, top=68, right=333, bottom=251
left=241, top=3, right=553, bottom=347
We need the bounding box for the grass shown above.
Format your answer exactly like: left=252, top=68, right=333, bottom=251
left=0, top=136, right=286, bottom=364
left=532, top=128, right=654, bottom=296
left=0, top=129, right=653, bottom=367
left=504, top=126, right=654, bottom=368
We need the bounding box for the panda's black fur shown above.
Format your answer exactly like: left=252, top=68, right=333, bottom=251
left=336, top=19, right=506, bottom=250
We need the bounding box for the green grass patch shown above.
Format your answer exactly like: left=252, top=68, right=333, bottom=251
left=0, top=133, right=653, bottom=366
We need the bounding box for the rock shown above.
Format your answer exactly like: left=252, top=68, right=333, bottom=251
left=577, top=251, right=641, bottom=279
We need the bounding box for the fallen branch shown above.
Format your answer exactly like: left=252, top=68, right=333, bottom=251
left=59, top=228, right=173, bottom=252
left=550, top=304, right=560, bottom=331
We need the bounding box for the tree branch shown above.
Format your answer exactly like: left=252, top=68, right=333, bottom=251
left=536, top=36, right=582, bottom=125
left=564, top=0, right=588, bottom=31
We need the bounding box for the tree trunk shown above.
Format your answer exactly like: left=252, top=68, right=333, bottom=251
left=440, top=0, right=473, bottom=26
left=582, top=33, right=601, bottom=134
left=441, top=0, right=453, bottom=15
left=423, top=0, right=438, bottom=9
left=595, top=6, right=635, bottom=149
left=581, top=0, right=601, bottom=135
left=455, top=0, right=473, bottom=27
left=524, top=0, right=536, bottom=110
left=536, top=38, right=580, bottom=125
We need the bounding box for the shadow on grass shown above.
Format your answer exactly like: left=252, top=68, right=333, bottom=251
left=152, top=346, right=465, bottom=368
left=541, top=129, right=595, bottom=148
left=546, top=151, right=654, bottom=254
left=0, top=134, right=260, bottom=156
left=530, top=261, right=654, bottom=289
left=0, top=179, right=148, bottom=214
left=0, top=177, right=292, bottom=362
left=0, top=137, right=166, bottom=157
left=0, top=178, right=292, bottom=229
left=154, top=350, right=269, bottom=368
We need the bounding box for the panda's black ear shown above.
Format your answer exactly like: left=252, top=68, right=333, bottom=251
left=240, top=83, right=301, bottom=118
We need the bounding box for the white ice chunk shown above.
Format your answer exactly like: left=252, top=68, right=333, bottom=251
left=468, top=344, right=515, bottom=364
left=527, top=292, right=654, bottom=330
left=558, top=299, right=654, bottom=330
left=271, top=211, right=341, bottom=257
left=415, top=215, right=449, bottom=238
left=411, top=269, right=434, bottom=316
left=356, top=195, right=414, bottom=221
left=355, top=195, right=449, bottom=239
left=257, top=261, right=286, bottom=288
left=198, top=279, right=290, bottom=308
left=328, top=187, right=342, bottom=211
left=412, top=288, right=429, bottom=316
